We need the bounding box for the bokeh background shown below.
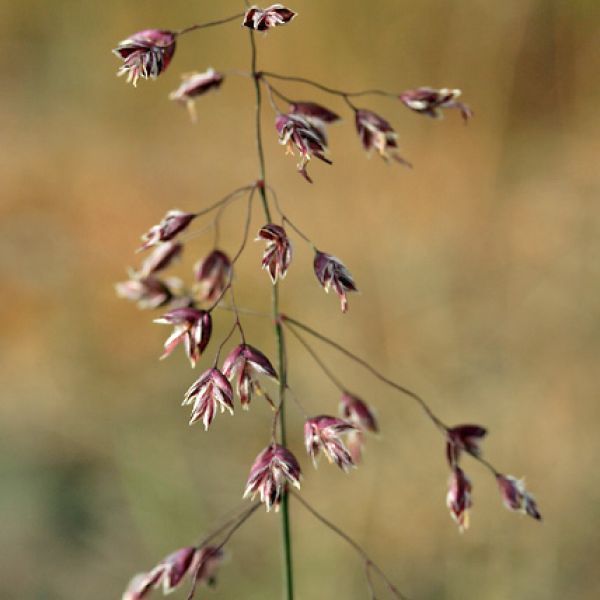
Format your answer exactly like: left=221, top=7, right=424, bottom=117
left=2, top=0, right=600, bottom=598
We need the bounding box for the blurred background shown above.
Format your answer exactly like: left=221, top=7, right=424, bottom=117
left=2, top=0, right=600, bottom=598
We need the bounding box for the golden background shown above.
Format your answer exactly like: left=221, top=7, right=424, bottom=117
left=2, top=0, right=599, bottom=598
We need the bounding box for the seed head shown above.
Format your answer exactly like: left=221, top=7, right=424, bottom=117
left=290, top=101, right=341, bottom=124
left=139, top=210, right=196, bottom=251
left=122, top=545, right=223, bottom=600
left=257, top=224, right=292, bottom=283
left=276, top=113, right=332, bottom=183
left=115, top=275, right=173, bottom=310
left=446, top=424, right=487, bottom=467
left=183, top=368, right=234, bottom=430
left=496, top=475, right=542, bottom=521
left=313, top=250, right=357, bottom=313
left=223, top=344, right=278, bottom=408
left=339, top=392, right=379, bottom=463
left=169, top=68, right=224, bottom=123
left=139, top=241, right=183, bottom=277
left=154, top=307, right=212, bottom=367
left=244, top=443, right=302, bottom=511
left=355, top=109, right=411, bottom=166
left=446, top=466, right=473, bottom=533
left=243, top=5, right=297, bottom=31
left=399, top=87, right=472, bottom=122
left=304, top=415, right=357, bottom=472
left=194, top=250, right=232, bottom=304
left=113, top=29, right=176, bottom=87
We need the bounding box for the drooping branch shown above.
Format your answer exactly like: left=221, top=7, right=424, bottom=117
left=177, top=13, right=245, bottom=36
left=291, top=492, right=411, bottom=600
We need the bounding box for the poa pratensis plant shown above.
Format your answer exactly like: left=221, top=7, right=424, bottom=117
left=113, top=5, right=541, bottom=599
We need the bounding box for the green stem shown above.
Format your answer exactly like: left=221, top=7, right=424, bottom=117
left=247, top=28, right=294, bottom=600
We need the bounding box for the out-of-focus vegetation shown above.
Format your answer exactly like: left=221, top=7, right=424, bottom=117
left=1, top=1, right=600, bottom=598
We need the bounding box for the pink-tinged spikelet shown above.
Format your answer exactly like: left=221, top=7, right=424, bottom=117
left=276, top=113, right=332, bottom=182
left=243, top=5, right=297, bottom=31
left=304, top=415, right=357, bottom=472
left=183, top=368, right=234, bottom=430
left=223, top=344, right=278, bottom=408
left=399, top=87, right=472, bottom=122
left=313, top=251, right=357, bottom=313
left=194, top=250, right=232, bottom=304
left=244, top=444, right=302, bottom=511
left=355, top=109, right=411, bottom=166
left=113, top=29, right=176, bottom=86
left=446, top=424, right=487, bottom=467
left=154, top=307, right=212, bottom=367
left=257, top=224, right=292, bottom=283
left=496, top=475, right=542, bottom=521
left=446, top=467, right=473, bottom=532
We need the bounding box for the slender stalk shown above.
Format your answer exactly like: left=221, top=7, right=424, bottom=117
left=247, top=27, right=294, bottom=600
left=291, top=492, right=411, bottom=600
left=187, top=503, right=260, bottom=600
left=177, top=13, right=245, bottom=36
left=283, top=315, right=448, bottom=434
left=285, top=320, right=345, bottom=392
left=261, top=71, right=397, bottom=100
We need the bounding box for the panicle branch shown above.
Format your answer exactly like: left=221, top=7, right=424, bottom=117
left=177, top=13, right=246, bottom=36
left=292, top=492, right=412, bottom=600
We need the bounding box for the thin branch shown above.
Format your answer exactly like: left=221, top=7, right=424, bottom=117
left=266, top=185, right=315, bottom=247
left=247, top=25, right=294, bottom=600
left=193, top=502, right=254, bottom=549
left=213, top=318, right=241, bottom=366
left=162, top=186, right=253, bottom=246
left=216, top=304, right=271, bottom=319
left=261, top=71, right=398, bottom=103
left=231, top=188, right=256, bottom=264
left=186, top=503, right=260, bottom=600
left=284, top=320, right=345, bottom=392
left=193, top=186, right=253, bottom=219
left=282, top=315, right=448, bottom=434
left=292, top=492, right=411, bottom=600
left=207, top=188, right=255, bottom=312
left=177, top=13, right=245, bottom=36
left=282, top=316, right=501, bottom=477
left=261, top=78, right=283, bottom=114
left=266, top=81, right=294, bottom=105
